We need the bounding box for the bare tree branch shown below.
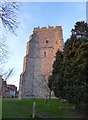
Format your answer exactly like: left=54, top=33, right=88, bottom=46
left=0, top=1, right=20, bottom=35
left=0, top=37, right=8, bottom=65
left=2, top=67, right=15, bottom=81
left=0, top=1, right=20, bottom=82
left=0, top=1, right=20, bottom=75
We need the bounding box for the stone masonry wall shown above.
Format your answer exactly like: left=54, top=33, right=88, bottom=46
left=19, top=26, right=64, bottom=99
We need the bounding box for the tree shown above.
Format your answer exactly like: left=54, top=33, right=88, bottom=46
left=0, top=1, right=20, bottom=78
left=0, top=1, right=19, bottom=35
left=48, top=21, right=88, bottom=111
left=48, top=50, right=64, bottom=98
left=71, top=21, right=88, bottom=40
left=2, top=68, right=14, bottom=81
left=63, top=21, right=88, bottom=105
left=0, top=37, right=8, bottom=65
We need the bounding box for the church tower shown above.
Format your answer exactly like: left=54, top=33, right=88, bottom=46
left=19, top=26, right=64, bottom=99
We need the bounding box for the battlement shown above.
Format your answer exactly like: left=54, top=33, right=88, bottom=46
left=19, top=24, right=64, bottom=99
left=33, top=26, right=62, bottom=33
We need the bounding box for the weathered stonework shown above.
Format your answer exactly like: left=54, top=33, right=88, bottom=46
left=19, top=26, right=64, bottom=99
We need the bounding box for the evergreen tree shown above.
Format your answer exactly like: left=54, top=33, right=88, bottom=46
left=48, top=21, right=88, bottom=110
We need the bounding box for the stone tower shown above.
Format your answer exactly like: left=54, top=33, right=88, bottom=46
left=19, top=26, right=64, bottom=99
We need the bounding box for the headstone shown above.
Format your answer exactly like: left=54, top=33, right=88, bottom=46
left=44, top=95, right=48, bottom=104
left=32, top=102, right=36, bottom=118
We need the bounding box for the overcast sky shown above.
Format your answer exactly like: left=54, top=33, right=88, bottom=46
left=4, top=2, right=86, bottom=90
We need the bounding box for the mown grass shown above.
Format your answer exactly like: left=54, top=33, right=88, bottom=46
left=2, top=98, right=81, bottom=118
left=35, top=99, right=81, bottom=118
left=2, top=99, right=33, bottom=118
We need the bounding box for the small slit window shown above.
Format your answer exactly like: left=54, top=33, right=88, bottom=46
left=46, top=38, right=49, bottom=44
left=44, top=51, right=46, bottom=57
left=46, top=40, right=49, bottom=43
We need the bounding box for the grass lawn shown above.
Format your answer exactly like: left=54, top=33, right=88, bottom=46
left=2, top=98, right=33, bottom=118
left=2, top=98, right=82, bottom=118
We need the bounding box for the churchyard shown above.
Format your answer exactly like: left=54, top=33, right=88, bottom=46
left=2, top=98, right=84, bottom=119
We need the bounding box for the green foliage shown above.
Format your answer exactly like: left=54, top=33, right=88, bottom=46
left=71, top=21, right=88, bottom=39
left=52, top=50, right=63, bottom=74
left=48, top=21, right=88, bottom=109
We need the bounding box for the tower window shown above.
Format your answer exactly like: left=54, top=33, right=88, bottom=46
left=46, top=40, right=48, bottom=43
left=46, top=38, right=49, bottom=44
left=44, top=51, right=46, bottom=57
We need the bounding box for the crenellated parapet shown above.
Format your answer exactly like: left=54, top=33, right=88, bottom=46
left=33, top=26, right=62, bottom=33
